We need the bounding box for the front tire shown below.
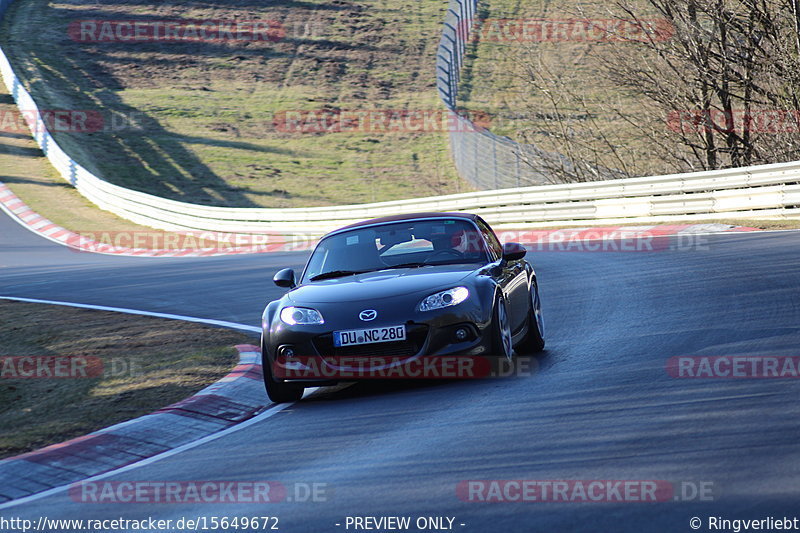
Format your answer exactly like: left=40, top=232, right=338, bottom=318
left=261, top=338, right=304, bottom=403
left=492, top=295, right=514, bottom=361
left=519, top=280, right=545, bottom=353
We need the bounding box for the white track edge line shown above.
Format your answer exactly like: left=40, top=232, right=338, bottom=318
left=0, top=296, right=261, bottom=333
left=0, top=400, right=299, bottom=510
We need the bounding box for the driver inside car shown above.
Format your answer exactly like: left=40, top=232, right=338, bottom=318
left=429, top=227, right=472, bottom=257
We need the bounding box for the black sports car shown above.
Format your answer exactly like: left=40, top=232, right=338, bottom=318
left=260, top=212, right=545, bottom=402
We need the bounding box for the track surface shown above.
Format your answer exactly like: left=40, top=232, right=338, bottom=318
left=2, top=211, right=800, bottom=532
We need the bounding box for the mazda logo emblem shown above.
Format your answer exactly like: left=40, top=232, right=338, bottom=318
left=359, top=309, right=378, bottom=321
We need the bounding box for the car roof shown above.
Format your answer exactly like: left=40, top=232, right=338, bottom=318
left=332, top=212, right=480, bottom=233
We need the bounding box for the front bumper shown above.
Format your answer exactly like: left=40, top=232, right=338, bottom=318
left=265, top=310, right=495, bottom=384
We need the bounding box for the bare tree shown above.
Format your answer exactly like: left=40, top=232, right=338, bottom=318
left=502, top=0, right=800, bottom=180
left=604, top=0, right=800, bottom=170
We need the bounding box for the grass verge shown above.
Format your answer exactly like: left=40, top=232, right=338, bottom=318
left=0, top=86, right=224, bottom=238
left=0, top=88, right=269, bottom=248
left=0, top=0, right=469, bottom=210
left=0, top=300, right=254, bottom=459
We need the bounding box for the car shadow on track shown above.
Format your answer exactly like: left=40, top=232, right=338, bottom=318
left=298, top=353, right=551, bottom=403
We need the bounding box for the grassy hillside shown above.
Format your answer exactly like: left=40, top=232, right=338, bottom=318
left=0, top=0, right=469, bottom=209
left=0, top=84, right=216, bottom=236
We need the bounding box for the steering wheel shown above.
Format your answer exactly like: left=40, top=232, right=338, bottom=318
left=426, top=249, right=464, bottom=262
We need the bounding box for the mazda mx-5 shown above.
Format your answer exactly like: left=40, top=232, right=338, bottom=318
left=260, top=212, right=545, bottom=402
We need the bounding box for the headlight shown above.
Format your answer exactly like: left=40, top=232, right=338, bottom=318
left=280, top=306, right=324, bottom=325
left=418, top=287, right=469, bottom=312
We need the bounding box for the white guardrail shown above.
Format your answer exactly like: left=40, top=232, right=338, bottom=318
left=1, top=0, right=799, bottom=239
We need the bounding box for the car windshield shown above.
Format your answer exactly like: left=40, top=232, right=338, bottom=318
left=302, top=218, right=491, bottom=282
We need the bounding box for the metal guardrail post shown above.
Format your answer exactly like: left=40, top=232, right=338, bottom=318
left=453, top=1, right=466, bottom=62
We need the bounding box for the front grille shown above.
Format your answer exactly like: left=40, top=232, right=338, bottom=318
left=332, top=342, right=418, bottom=358
left=313, top=324, right=429, bottom=358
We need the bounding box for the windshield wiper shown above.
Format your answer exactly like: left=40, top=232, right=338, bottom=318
left=380, top=262, right=432, bottom=270
left=309, top=270, right=369, bottom=282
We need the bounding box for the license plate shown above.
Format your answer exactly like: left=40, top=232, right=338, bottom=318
left=333, top=325, right=406, bottom=347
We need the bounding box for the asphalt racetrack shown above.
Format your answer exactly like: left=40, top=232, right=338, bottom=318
left=2, top=210, right=800, bottom=532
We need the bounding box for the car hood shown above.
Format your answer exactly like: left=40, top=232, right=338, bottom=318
left=287, top=264, right=479, bottom=304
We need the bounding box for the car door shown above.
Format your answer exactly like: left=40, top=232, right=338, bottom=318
left=503, top=257, right=530, bottom=333
left=476, top=219, right=529, bottom=333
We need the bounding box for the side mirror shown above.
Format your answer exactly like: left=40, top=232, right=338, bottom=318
left=273, top=268, right=296, bottom=289
left=502, top=242, right=527, bottom=262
